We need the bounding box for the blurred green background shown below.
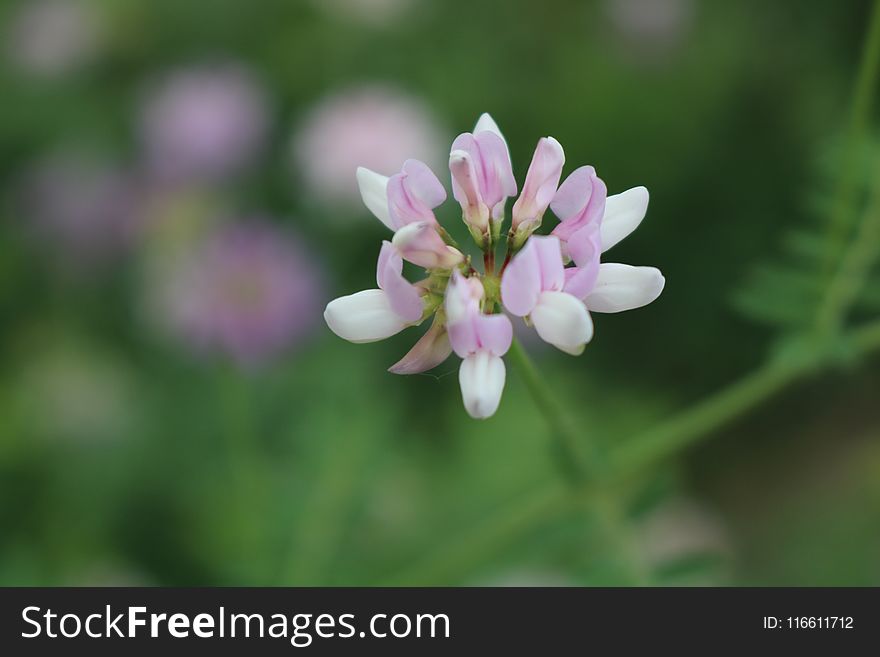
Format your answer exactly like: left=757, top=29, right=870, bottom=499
left=1, top=0, right=879, bottom=586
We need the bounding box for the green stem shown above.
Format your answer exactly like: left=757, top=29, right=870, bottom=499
left=822, top=0, right=880, bottom=273
left=392, top=318, right=880, bottom=584
left=507, top=339, right=600, bottom=483
left=609, top=361, right=800, bottom=473
left=815, top=158, right=880, bottom=335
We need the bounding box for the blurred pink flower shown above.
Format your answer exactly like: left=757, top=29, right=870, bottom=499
left=314, top=0, right=418, bottom=27
left=138, top=64, right=271, bottom=183
left=5, top=0, right=101, bottom=78
left=18, top=150, right=139, bottom=268
left=603, top=0, right=693, bottom=53
left=292, top=86, right=446, bottom=215
left=154, top=220, right=324, bottom=367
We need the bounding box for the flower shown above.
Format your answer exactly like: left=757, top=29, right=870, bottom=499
left=445, top=271, right=512, bottom=419
left=324, top=241, right=424, bottom=343
left=603, top=0, right=694, bottom=55
left=314, top=0, right=418, bottom=27
left=17, top=150, right=139, bottom=269
left=325, top=113, right=664, bottom=419
left=5, top=0, right=102, bottom=78
left=510, top=136, right=565, bottom=247
left=448, top=113, right=517, bottom=244
left=150, top=220, right=324, bottom=367
left=501, top=235, right=594, bottom=355
left=138, top=64, right=270, bottom=183
left=293, top=85, right=447, bottom=215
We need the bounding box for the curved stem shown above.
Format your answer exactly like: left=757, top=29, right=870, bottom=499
left=392, top=318, right=880, bottom=584
left=822, top=0, right=880, bottom=273
left=609, top=360, right=800, bottom=473
left=506, top=339, right=601, bottom=484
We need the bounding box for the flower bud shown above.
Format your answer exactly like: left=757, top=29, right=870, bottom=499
left=510, top=137, right=565, bottom=248
left=392, top=221, right=464, bottom=270
left=449, top=149, right=491, bottom=245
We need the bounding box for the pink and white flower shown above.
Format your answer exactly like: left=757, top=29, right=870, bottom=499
left=448, top=114, right=518, bottom=243
left=445, top=271, right=513, bottom=418
left=501, top=235, right=594, bottom=355
left=510, top=137, right=566, bottom=247
left=324, top=241, right=425, bottom=343
left=293, top=86, right=446, bottom=215
left=325, top=112, right=664, bottom=419
left=357, top=158, right=464, bottom=268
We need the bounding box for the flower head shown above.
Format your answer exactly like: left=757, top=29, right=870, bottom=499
left=18, top=150, right=139, bottom=269
left=325, top=113, right=664, bottom=419
left=153, top=220, right=324, bottom=367
left=6, top=0, right=102, bottom=78
left=139, top=64, right=270, bottom=183
left=293, top=86, right=446, bottom=214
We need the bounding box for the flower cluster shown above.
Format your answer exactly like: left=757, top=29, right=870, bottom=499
left=325, top=114, right=664, bottom=418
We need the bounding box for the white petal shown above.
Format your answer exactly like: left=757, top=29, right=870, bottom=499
left=458, top=351, right=506, bottom=419
left=324, top=289, right=406, bottom=343
left=356, top=167, right=393, bottom=230
left=530, top=291, right=593, bottom=353
left=473, top=112, right=508, bottom=149
left=600, top=186, right=649, bottom=252
left=585, top=264, right=665, bottom=313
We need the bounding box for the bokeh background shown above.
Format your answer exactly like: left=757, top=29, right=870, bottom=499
left=1, top=0, right=879, bottom=586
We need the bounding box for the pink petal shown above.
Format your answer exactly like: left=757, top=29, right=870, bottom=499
left=391, top=221, right=463, bottom=269
left=550, top=166, right=607, bottom=243
left=388, top=317, right=452, bottom=374
left=448, top=319, right=480, bottom=359
left=566, top=222, right=602, bottom=267
left=511, top=137, right=564, bottom=229
left=563, top=225, right=602, bottom=299
left=401, top=159, right=446, bottom=208
left=376, top=241, right=423, bottom=322
left=386, top=159, right=445, bottom=229
left=474, top=312, right=513, bottom=357
left=474, top=130, right=517, bottom=212
left=450, top=131, right=516, bottom=213
left=550, top=165, right=595, bottom=221
left=500, top=237, right=542, bottom=317
left=450, top=133, right=482, bottom=207
left=531, top=235, right=566, bottom=292
left=444, top=270, right=483, bottom=324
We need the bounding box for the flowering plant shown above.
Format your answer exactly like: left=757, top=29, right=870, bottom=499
left=325, top=114, right=664, bottom=418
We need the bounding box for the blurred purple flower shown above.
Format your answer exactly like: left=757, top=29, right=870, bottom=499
left=138, top=64, right=271, bottom=183
left=156, top=221, right=324, bottom=367
left=18, top=150, right=139, bottom=268
left=5, top=0, right=101, bottom=78
left=292, top=85, right=446, bottom=215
